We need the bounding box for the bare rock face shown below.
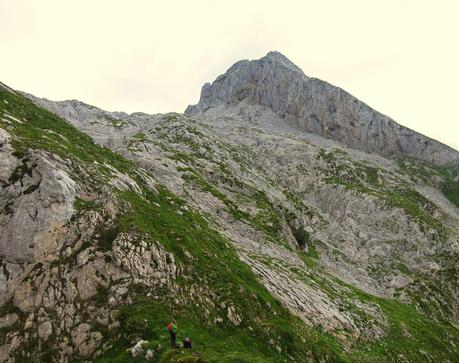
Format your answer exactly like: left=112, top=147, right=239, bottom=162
left=0, top=129, right=20, bottom=183
left=111, top=233, right=178, bottom=286
left=186, top=51, right=459, bottom=165
left=0, top=151, right=76, bottom=263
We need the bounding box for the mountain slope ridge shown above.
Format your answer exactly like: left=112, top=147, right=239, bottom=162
left=1, top=52, right=459, bottom=363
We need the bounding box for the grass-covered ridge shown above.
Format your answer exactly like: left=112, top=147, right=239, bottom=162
left=437, top=164, right=459, bottom=208
left=0, top=91, right=131, bottom=172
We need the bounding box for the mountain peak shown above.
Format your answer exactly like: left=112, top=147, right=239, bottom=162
left=185, top=52, right=459, bottom=165
left=265, top=50, right=286, bottom=58
left=262, top=51, right=305, bottom=75
left=185, top=51, right=307, bottom=116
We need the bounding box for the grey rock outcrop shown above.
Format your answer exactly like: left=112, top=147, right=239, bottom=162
left=186, top=51, right=459, bottom=165
left=0, top=151, right=77, bottom=263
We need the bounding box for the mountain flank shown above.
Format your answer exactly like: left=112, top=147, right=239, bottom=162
left=0, top=52, right=458, bottom=362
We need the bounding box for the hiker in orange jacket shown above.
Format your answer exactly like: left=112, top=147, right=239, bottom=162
left=167, top=319, right=178, bottom=347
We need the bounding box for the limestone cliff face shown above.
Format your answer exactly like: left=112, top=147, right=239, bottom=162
left=186, top=51, right=459, bottom=165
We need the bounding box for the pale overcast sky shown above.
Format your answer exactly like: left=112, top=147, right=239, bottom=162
left=1, top=0, right=458, bottom=150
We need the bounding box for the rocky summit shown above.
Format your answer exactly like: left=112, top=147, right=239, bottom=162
left=186, top=51, right=459, bottom=166
left=0, top=52, right=458, bottom=363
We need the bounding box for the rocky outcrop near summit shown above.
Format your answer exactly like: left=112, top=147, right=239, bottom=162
left=186, top=51, right=459, bottom=165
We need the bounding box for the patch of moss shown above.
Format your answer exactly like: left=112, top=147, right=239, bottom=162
left=250, top=191, right=283, bottom=242
left=74, top=197, right=100, bottom=213
left=436, top=165, right=459, bottom=208
left=181, top=170, right=250, bottom=221
left=8, top=158, right=33, bottom=184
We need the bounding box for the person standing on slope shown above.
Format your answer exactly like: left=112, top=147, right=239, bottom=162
left=167, top=319, right=178, bottom=347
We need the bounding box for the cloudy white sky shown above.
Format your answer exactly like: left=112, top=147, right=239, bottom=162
left=1, top=0, right=458, bottom=150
